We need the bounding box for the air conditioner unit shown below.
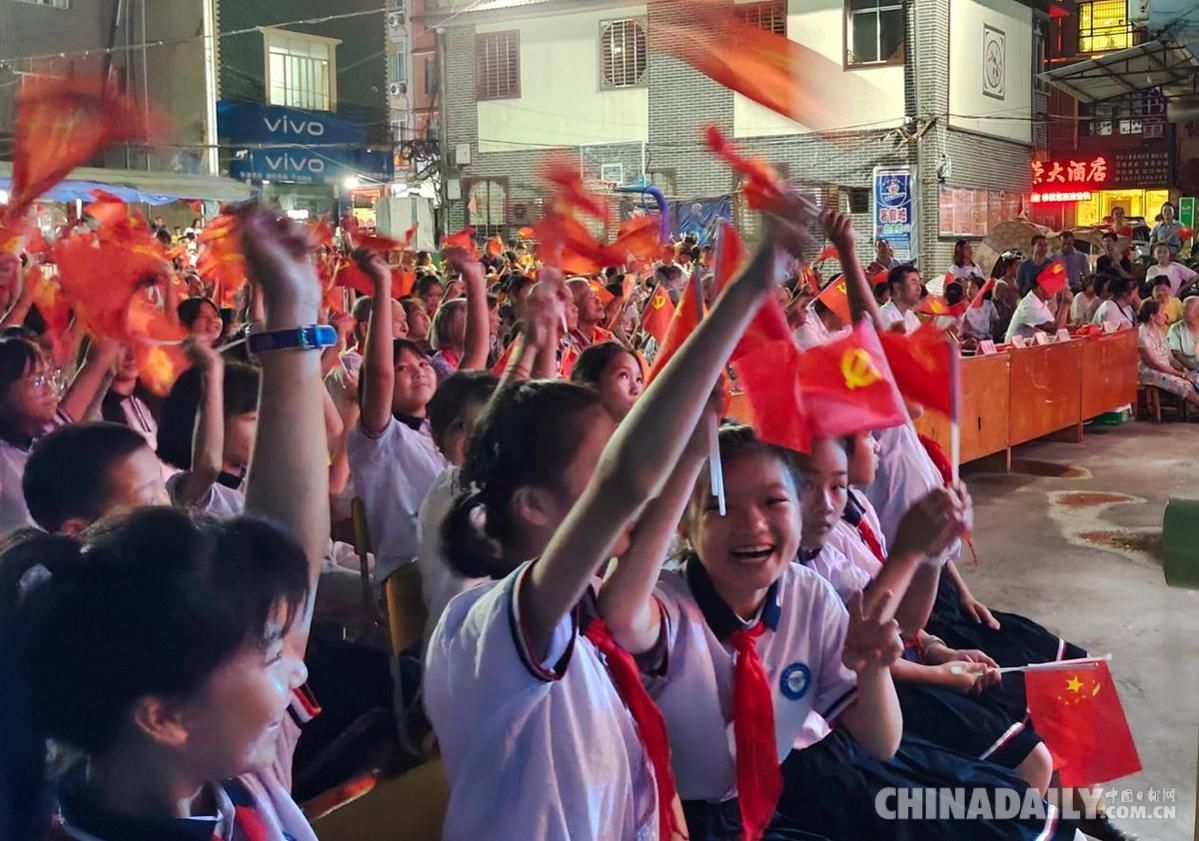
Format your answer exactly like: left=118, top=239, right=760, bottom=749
left=511, top=202, right=529, bottom=222
left=389, top=82, right=405, bottom=97
left=387, top=11, right=405, bottom=28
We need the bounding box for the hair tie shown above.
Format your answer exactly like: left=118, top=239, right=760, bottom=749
left=17, top=564, right=52, bottom=600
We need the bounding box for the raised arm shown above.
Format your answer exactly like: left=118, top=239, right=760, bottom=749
left=58, top=338, right=120, bottom=423
left=825, top=211, right=884, bottom=331
left=0, top=263, right=34, bottom=329
left=172, top=339, right=226, bottom=507
left=452, top=250, right=490, bottom=371
left=598, top=415, right=710, bottom=654
left=358, top=252, right=395, bottom=436
left=523, top=204, right=815, bottom=656
left=239, top=207, right=329, bottom=655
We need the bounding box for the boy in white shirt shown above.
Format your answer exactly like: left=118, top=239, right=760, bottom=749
left=879, top=266, right=923, bottom=334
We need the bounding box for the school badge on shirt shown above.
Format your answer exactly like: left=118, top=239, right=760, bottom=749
left=779, top=662, right=812, bottom=700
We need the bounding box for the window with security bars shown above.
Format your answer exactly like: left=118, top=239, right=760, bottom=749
left=476, top=31, right=520, bottom=100
left=600, top=19, right=647, bottom=89
left=266, top=30, right=337, bottom=111
left=846, top=0, right=904, bottom=66
left=1077, top=0, right=1134, bottom=53
left=466, top=178, right=509, bottom=241
left=12, top=0, right=70, bottom=7
left=736, top=1, right=786, bottom=35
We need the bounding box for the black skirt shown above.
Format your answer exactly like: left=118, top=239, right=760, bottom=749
left=772, top=729, right=1076, bottom=841
left=895, top=680, right=1041, bottom=769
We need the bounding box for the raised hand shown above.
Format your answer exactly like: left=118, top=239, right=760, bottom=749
left=891, top=483, right=973, bottom=561
left=842, top=589, right=903, bottom=673
left=236, top=205, right=321, bottom=328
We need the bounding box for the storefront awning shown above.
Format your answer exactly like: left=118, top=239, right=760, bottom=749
left=1039, top=39, right=1199, bottom=104
left=0, top=163, right=252, bottom=205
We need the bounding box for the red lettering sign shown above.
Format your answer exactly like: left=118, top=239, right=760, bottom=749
left=1031, top=156, right=1108, bottom=188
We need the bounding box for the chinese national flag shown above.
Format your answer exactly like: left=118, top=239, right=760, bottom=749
left=1024, top=661, right=1141, bottom=786
left=915, top=294, right=966, bottom=318
left=733, top=339, right=810, bottom=454
left=795, top=321, right=906, bottom=437
left=641, top=286, right=675, bottom=343
left=877, top=323, right=955, bottom=417
left=648, top=276, right=704, bottom=383
left=7, top=76, right=165, bottom=221
left=813, top=276, right=852, bottom=325
left=1036, top=260, right=1068, bottom=296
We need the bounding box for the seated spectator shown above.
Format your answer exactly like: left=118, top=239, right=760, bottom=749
left=416, top=273, right=444, bottom=316
left=400, top=297, right=432, bottom=354
left=1137, top=299, right=1199, bottom=407
left=1151, top=276, right=1184, bottom=325
left=946, top=240, right=984, bottom=288
left=1096, top=231, right=1132, bottom=281
left=961, top=275, right=997, bottom=341
left=1069, top=275, right=1097, bottom=325
left=1004, top=275, right=1072, bottom=342
left=570, top=341, right=645, bottom=422
left=428, top=257, right=488, bottom=385
left=1145, top=242, right=1198, bottom=297
left=567, top=278, right=614, bottom=348
left=795, top=298, right=846, bottom=349
left=867, top=238, right=899, bottom=276
left=1016, top=236, right=1052, bottom=297
left=177, top=296, right=225, bottom=349
left=1092, top=277, right=1137, bottom=332
left=100, top=345, right=160, bottom=450
left=1167, top=296, right=1199, bottom=372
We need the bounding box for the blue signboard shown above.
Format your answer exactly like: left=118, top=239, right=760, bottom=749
left=217, top=101, right=391, bottom=185
left=873, top=166, right=918, bottom=263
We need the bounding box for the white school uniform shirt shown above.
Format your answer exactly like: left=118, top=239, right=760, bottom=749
left=1092, top=299, right=1135, bottom=331
left=866, top=424, right=958, bottom=565
left=649, top=561, right=858, bottom=803
left=424, top=562, right=660, bottom=841
left=347, top=415, right=448, bottom=584
left=797, top=544, right=870, bottom=604
left=1146, top=262, right=1198, bottom=297
left=1004, top=291, right=1053, bottom=342
left=826, top=490, right=887, bottom=580
left=793, top=313, right=850, bottom=350
left=879, top=299, right=921, bottom=334
left=166, top=472, right=246, bottom=518
left=416, top=466, right=487, bottom=650
left=0, top=439, right=34, bottom=536
left=961, top=300, right=997, bottom=340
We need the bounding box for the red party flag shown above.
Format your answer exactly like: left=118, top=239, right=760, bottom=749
left=543, top=161, right=608, bottom=220
left=1025, top=661, right=1141, bottom=787
left=648, top=275, right=704, bottom=383
left=795, top=320, right=906, bottom=437
left=7, top=76, right=166, bottom=221
left=134, top=342, right=189, bottom=397
left=714, top=220, right=747, bottom=293
left=28, top=266, right=71, bottom=338
left=334, top=259, right=376, bottom=296
left=815, top=244, right=838, bottom=263
left=710, top=221, right=790, bottom=363
left=1036, top=260, right=1068, bottom=295
left=734, top=338, right=810, bottom=454
left=915, top=294, right=955, bottom=317
left=813, top=276, right=852, bottom=325
left=877, top=323, right=955, bottom=417
left=84, top=190, right=131, bottom=228
left=641, top=285, right=676, bottom=343
left=607, top=215, right=662, bottom=266
left=589, top=278, right=615, bottom=306
left=517, top=225, right=535, bottom=239
left=486, top=235, right=505, bottom=258
left=394, top=268, right=417, bottom=298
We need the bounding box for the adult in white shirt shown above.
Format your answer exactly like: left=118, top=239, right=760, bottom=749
left=1004, top=278, right=1072, bottom=343
left=879, top=265, right=923, bottom=334
left=961, top=276, right=998, bottom=341
left=1167, top=296, right=1199, bottom=372
left=1145, top=243, right=1199, bottom=297
left=1091, top=277, right=1137, bottom=332
left=945, top=240, right=985, bottom=291
left=794, top=299, right=848, bottom=349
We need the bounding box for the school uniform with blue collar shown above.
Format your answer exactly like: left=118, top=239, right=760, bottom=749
left=424, top=560, right=665, bottom=841
left=648, top=559, right=1074, bottom=841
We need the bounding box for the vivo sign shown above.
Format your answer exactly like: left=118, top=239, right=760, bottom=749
left=263, top=116, right=326, bottom=138
left=262, top=153, right=325, bottom=175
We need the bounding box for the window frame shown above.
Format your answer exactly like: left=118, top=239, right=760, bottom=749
left=735, top=1, right=787, bottom=36
left=262, top=27, right=341, bottom=112
left=1076, top=0, right=1133, bottom=55
left=463, top=176, right=510, bottom=238
left=844, top=0, right=906, bottom=69
left=598, top=17, right=649, bottom=91
left=476, top=30, right=521, bottom=101
left=11, top=0, right=70, bottom=8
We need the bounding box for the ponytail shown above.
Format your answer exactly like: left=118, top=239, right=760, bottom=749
left=441, top=487, right=505, bottom=580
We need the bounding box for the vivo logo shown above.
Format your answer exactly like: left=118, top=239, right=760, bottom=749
left=263, top=154, right=325, bottom=174
left=263, top=116, right=327, bottom=137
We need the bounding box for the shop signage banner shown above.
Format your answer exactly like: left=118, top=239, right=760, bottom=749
left=873, top=166, right=917, bottom=262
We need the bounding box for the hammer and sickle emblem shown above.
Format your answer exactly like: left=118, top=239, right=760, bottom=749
left=652, top=293, right=666, bottom=310
left=841, top=348, right=881, bottom=390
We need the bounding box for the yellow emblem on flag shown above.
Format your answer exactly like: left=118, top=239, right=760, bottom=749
left=836, top=280, right=847, bottom=294
left=652, top=292, right=666, bottom=310
left=840, top=348, right=881, bottom=390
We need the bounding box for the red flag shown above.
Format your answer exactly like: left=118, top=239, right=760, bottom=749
left=915, top=294, right=962, bottom=317
left=309, top=218, right=335, bottom=250
left=54, top=230, right=170, bottom=339
left=334, top=259, right=375, bottom=296
left=134, top=343, right=188, bottom=397
left=1178, top=226, right=1194, bottom=242
left=1025, top=661, right=1141, bottom=786
left=648, top=276, right=704, bottom=383
left=443, top=227, right=478, bottom=258
left=196, top=213, right=248, bottom=302
left=485, top=235, right=505, bottom=258
left=641, top=286, right=676, bottom=343
left=1047, top=3, right=1070, bottom=18
left=714, top=220, right=747, bottom=293
left=607, top=215, right=662, bottom=266
left=795, top=321, right=906, bottom=437
left=704, top=126, right=787, bottom=212
left=969, top=277, right=996, bottom=309
left=733, top=339, right=810, bottom=454
left=28, top=266, right=71, bottom=337
left=589, top=278, right=615, bottom=306
left=655, top=4, right=879, bottom=132
left=815, top=244, right=837, bottom=263
left=84, top=190, right=130, bottom=228
left=1036, top=260, right=1068, bottom=296
left=6, top=76, right=166, bottom=221
left=543, top=161, right=608, bottom=220
left=710, top=222, right=789, bottom=363
left=813, top=276, right=852, bottom=325
left=877, top=323, right=955, bottom=417
left=517, top=225, right=535, bottom=239
left=394, top=268, right=417, bottom=298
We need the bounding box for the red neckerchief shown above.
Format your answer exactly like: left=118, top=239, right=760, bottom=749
left=729, top=620, right=781, bottom=841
